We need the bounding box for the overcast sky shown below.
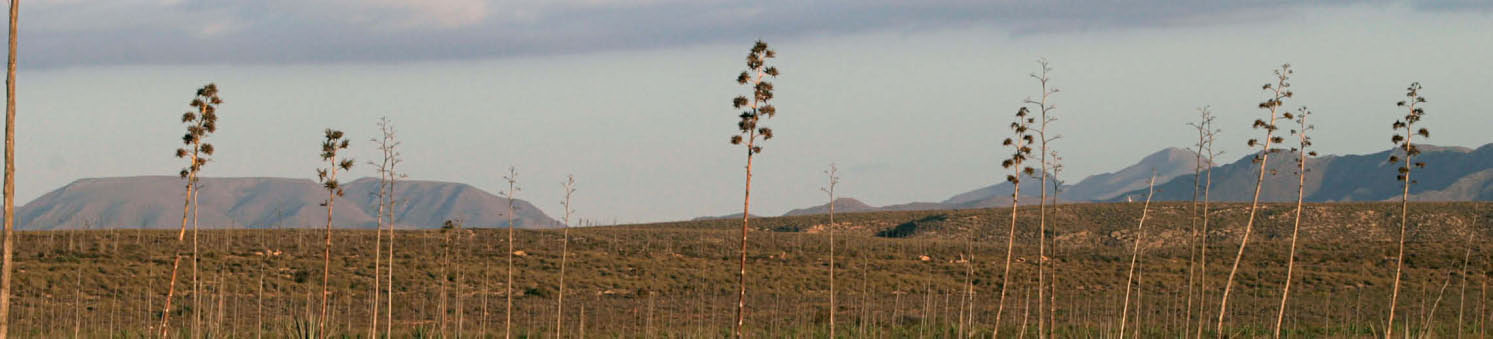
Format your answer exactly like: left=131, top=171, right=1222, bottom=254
left=15, top=1, right=1493, bottom=224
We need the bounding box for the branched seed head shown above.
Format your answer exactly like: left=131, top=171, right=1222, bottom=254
left=176, top=83, right=222, bottom=180
left=318, top=128, right=352, bottom=198
left=1049, top=149, right=1064, bottom=193
left=366, top=116, right=404, bottom=184
left=1193, top=107, right=1225, bottom=168
left=729, top=40, right=780, bottom=155
left=1003, top=106, right=1037, bottom=185
left=1248, top=64, right=1292, bottom=160
left=503, top=166, right=521, bottom=210
left=1287, top=107, right=1317, bottom=174
left=1024, top=58, right=1060, bottom=128
left=560, top=174, right=577, bottom=224
left=821, top=163, right=840, bottom=198
left=1187, top=106, right=1221, bottom=167
left=1389, top=82, right=1429, bottom=182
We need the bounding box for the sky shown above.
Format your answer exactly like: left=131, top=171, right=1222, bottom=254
left=14, top=1, right=1493, bottom=224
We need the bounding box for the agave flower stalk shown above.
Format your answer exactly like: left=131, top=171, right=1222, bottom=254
left=1023, top=58, right=1060, bottom=339
left=1046, top=150, right=1064, bottom=339
left=502, top=166, right=520, bottom=339
left=367, top=117, right=393, bottom=338
left=821, top=164, right=839, bottom=337
left=316, top=128, right=353, bottom=336
left=0, top=2, right=15, bottom=335
left=728, top=40, right=780, bottom=338
left=1189, top=106, right=1221, bottom=339
left=1385, top=82, right=1429, bottom=339
left=1217, top=64, right=1292, bottom=337
left=1273, top=107, right=1317, bottom=338
left=557, top=174, right=576, bottom=339
left=1120, top=173, right=1157, bottom=339
left=994, top=104, right=1037, bottom=337
left=161, top=84, right=222, bottom=337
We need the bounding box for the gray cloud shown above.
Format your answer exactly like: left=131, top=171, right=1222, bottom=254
left=18, top=0, right=1487, bottom=67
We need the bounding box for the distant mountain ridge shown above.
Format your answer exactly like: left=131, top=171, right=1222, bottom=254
left=939, top=147, right=1207, bottom=208
left=1110, top=143, right=1493, bottom=203
left=774, top=144, right=1493, bottom=217
left=23, top=143, right=1493, bottom=226
left=15, top=176, right=558, bottom=230
left=1062, top=147, right=1209, bottom=201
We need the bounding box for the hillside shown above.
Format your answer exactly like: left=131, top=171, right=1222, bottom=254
left=782, top=197, right=877, bottom=216
left=15, top=176, right=558, bottom=230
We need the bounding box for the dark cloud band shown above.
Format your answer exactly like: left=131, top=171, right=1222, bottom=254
left=19, top=0, right=1484, bottom=67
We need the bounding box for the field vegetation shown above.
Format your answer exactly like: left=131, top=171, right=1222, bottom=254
left=1, top=202, right=1488, bottom=337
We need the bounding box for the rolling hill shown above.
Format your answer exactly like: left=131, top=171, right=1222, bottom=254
left=782, top=197, right=877, bottom=216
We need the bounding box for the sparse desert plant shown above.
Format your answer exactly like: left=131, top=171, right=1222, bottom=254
left=1190, top=106, right=1221, bottom=339
left=367, top=117, right=392, bottom=338
left=1482, top=273, right=1488, bottom=337
left=480, top=260, right=490, bottom=337
left=1024, top=58, right=1060, bottom=339
left=821, top=164, right=840, bottom=337
left=1274, top=106, right=1317, bottom=338
left=257, top=218, right=271, bottom=339
left=455, top=221, right=469, bottom=336
left=960, top=198, right=976, bottom=338
left=1386, top=82, right=1429, bottom=339
left=161, top=83, right=222, bottom=337
left=315, top=128, right=353, bottom=335
left=1218, top=64, right=1292, bottom=337
left=1183, top=106, right=1209, bottom=336
left=382, top=123, right=404, bottom=336
left=994, top=104, right=1037, bottom=337
left=437, top=219, right=458, bottom=336
left=728, top=40, right=779, bottom=338
left=1457, top=235, right=1472, bottom=338
left=365, top=117, right=404, bottom=337
left=1046, top=149, right=1064, bottom=339
left=363, top=117, right=404, bottom=337
left=557, top=174, right=576, bottom=339
left=1184, top=135, right=1203, bottom=334
left=0, top=1, right=16, bottom=336
left=1119, top=173, right=1157, bottom=339
left=502, top=166, right=521, bottom=339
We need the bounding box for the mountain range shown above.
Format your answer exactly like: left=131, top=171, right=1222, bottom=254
left=14, top=176, right=558, bottom=230
left=772, top=143, right=1493, bottom=216
left=939, top=147, right=1207, bottom=208
left=15, top=143, right=1493, bottom=228
left=1110, top=143, right=1493, bottom=203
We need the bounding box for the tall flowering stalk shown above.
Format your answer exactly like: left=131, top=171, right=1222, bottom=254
left=1273, top=107, right=1316, bottom=338
left=993, top=105, right=1036, bottom=337
left=316, top=128, right=353, bottom=336
left=1385, top=82, right=1429, bottom=339
left=728, top=40, right=779, bottom=338
left=1217, top=64, right=1292, bottom=337
left=160, top=84, right=222, bottom=337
